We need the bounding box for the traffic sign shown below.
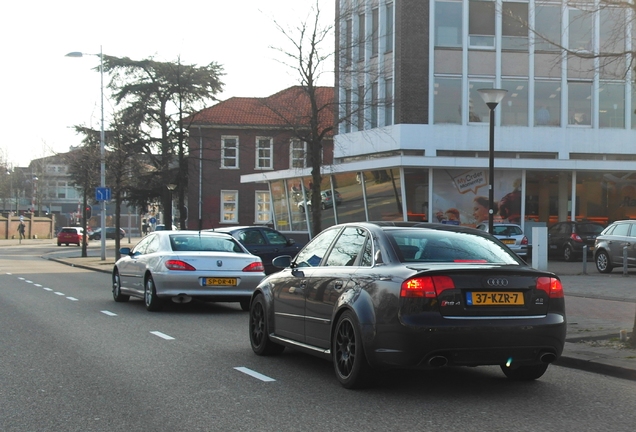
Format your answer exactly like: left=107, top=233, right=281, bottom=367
left=96, top=187, right=111, bottom=201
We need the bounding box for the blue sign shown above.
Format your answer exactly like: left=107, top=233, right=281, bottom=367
left=149, top=217, right=156, bottom=224
left=96, top=187, right=111, bottom=201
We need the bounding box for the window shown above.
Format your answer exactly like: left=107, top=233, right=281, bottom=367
left=435, top=1, right=462, bottom=48
left=221, top=190, right=238, bottom=223
left=345, top=88, right=353, bottom=132
left=535, top=81, right=561, bottom=127
left=290, top=140, right=307, bottom=168
left=255, top=191, right=272, bottom=224
left=357, top=85, right=365, bottom=130
left=358, top=12, right=365, bottom=61
left=221, top=136, right=238, bottom=168
left=569, top=8, right=594, bottom=52
left=385, top=78, right=393, bottom=126
left=255, top=137, right=273, bottom=169
left=599, top=82, right=625, bottom=128
left=371, top=8, right=379, bottom=56
left=295, top=227, right=341, bottom=267
left=502, top=2, right=528, bottom=51
left=385, top=3, right=394, bottom=53
left=535, top=4, right=561, bottom=52
left=434, top=77, right=462, bottom=124
left=371, top=81, right=378, bottom=128
left=600, top=8, right=624, bottom=54
left=469, top=81, right=494, bottom=122
left=345, top=18, right=353, bottom=66
left=325, top=227, right=369, bottom=266
left=501, top=80, right=528, bottom=126
left=469, top=0, right=495, bottom=48
left=568, top=81, right=592, bottom=126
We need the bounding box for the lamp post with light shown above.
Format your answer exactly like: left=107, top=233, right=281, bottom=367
left=66, top=46, right=106, bottom=261
left=477, top=88, right=508, bottom=235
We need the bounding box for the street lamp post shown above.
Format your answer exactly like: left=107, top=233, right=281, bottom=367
left=167, top=184, right=176, bottom=230
left=477, top=88, right=508, bottom=235
left=66, top=47, right=106, bottom=260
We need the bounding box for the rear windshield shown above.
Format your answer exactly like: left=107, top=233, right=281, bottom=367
left=61, top=228, right=78, bottom=234
left=492, top=225, right=522, bottom=236
left=578, top=223, right=604, bottom=234
left=170, top=234, right=243, bottom=253
left=386, top=229, right=521, bottom=264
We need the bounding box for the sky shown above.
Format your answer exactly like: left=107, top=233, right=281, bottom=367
left=0, top=0, right=334, bottom=168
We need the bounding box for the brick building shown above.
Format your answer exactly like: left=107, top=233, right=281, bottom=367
left=187, top=86, right=334, bottom=230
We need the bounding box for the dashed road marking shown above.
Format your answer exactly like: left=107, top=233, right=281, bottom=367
left=43, top=288, right=53, bottom=291
left=101, top=310, right=117, bottom=317
left=67, top=297, right=79, bottom=301
left=54, top=292, right=65, bottom=296
left=150, top=331, right=175, bottom=340
left=234, top=367, right=276, bottom=382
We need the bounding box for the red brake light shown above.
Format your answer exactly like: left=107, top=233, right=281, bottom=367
left=536, top=277, right=564, bottom=298
left=400, top=275, right=455, bottom=298
left=243, top=261, right=265, bottom=272
left=521, top=236, right=528, bottom=245
left=570, top=233, right=583, bottom=243
left=165, top=260, right=196, bottom=271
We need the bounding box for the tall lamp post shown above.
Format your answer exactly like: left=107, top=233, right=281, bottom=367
left=66, top=46, right=106, bottom=261
left=477, top=88, right=508, bottom=235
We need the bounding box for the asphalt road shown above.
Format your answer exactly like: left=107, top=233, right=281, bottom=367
left=2, top=244, right=636, bottom=431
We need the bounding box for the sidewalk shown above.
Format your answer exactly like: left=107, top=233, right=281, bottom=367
left=3, top=237, right=636, bottom=381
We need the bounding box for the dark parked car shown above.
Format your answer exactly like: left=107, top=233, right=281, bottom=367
left=89, top=227, right=126, bottom=240
left=548, top=221, right=604, bottom=261
left=593, top=220, right=636, bottom=273
left=248, top=222, right=566, bottom=388
left=209, top=226, right=306, bottom=274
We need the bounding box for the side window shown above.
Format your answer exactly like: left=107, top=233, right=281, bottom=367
left=325, top=227, right=369, bottom=267
left=240, top=230, right=266, bottom=246
left=295, top=228, right=341, bottom=267
left=548, top=224, right=559, bottom=235
left=613, top=223, right=630, bottom=237
left=360, top=236, right=374, bottom=267
left=132, top=235, right=153, bottom=255
left=145, top=236, right=161, bottom=254
left=264, top=229, right=287, bottom=245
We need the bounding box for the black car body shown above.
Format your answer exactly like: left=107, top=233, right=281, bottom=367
left=593, top=220, right=636, bottom=273
left=209, top=226, right=306, bottom=274
left=89, top=227, right=126, bottom=240
left=248, top=222, right=566, bottom=388
left=548, top=221, right=604, bottom=261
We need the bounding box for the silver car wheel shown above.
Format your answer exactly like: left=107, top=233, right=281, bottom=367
left=144, top=275, right=163, bottom=311
left=112, top=271, right=130, bottom=302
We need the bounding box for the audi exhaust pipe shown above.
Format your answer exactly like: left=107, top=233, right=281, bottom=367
left=428, top=356, right=448, bottom=367
left=172, top=295, right=192, bottom=304
left=539, top=352, right=557, bottom=364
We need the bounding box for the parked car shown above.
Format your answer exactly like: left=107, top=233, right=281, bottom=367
left=593, top=220, right=636, bottom=273
left=209, top=226, right=306, bottom=274
left=154, top=224, right=179, bottom=231
left=298, top=190, right=343, bottom=212
left=248, top=222, right=566, bottom=388
left=548, top=221, right=605, bottom=262
left=89, top=227, right=126, bottom=240
left=476, top=223, right=529, bottom=258
left=57, top=227, right=85, bottom=246
left=112, top=230, right=265, bottom=311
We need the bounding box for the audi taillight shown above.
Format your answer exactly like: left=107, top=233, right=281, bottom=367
left=400, top=275, right=455, bottom=298
left=243, top=261, right=265, bottom=272
left=165, top=260, right=196, bottom=271
left=570, top=233, right=583, bottom=243
left=536, top=277, right=564, bottom=298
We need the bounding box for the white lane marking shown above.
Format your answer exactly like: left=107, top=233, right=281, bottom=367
left=150, top=331, right=175, bottom=340
left=34, top=284, right=42, bottom=287
left=234, top=367, right=276, bottom=382
left=6, top=272, right=12, bottom=275
left=18, top=277, right=25, bottom=280
left=67, top=297, right=79, bottom=301
left=43, top=288, right=53, bottom=291
left=100, top=310, right=117, bottom=317
left=25, top=280, right=33, bottom=284
left=54, top=292, right=65, bottom=296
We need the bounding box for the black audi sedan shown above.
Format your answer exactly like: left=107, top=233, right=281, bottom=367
left=248, top=222, right=566, bottom=389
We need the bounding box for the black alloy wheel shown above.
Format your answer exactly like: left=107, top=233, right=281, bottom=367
left=595, top=250, right=613, bottom=273
left=500, top=363, right=549, bottom=381
left=112, top=270, right=130, bottom=302
left=249, top=294, right=284, bottom=355
left=333, top=311, right=371, bottom=389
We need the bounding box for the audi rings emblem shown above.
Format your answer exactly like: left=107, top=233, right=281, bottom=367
left=487, top=277, right=509, bottom=287
left=216, top=260, right=223, bottom=267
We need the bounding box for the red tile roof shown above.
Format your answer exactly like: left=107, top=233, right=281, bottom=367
left=188, top=86, right=335, bottom=133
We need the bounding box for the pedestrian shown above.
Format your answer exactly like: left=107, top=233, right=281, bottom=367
left=17, top=221, right=25, bottom=240
left=142, top=220, right=148, bottom=236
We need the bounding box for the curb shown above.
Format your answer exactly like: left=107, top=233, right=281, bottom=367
left=555, top=355, right=636, bottom=382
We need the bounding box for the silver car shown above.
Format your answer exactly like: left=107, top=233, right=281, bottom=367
left=112, top=231, right=265, bottom=311
left=477, top=223, right=529, bottom=258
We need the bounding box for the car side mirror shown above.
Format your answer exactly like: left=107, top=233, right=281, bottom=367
left=286, top=238, right=296, bottom=246
left=273, top=255, right=292, bottom=269
left=120, top=247, right=132, bottom=256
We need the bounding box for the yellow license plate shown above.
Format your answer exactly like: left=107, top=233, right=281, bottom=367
left=502, top=239, right=515, bottom=244
left=467, top=291, right=524, bottom=306
left=205, top=277, right=237, bottom=286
